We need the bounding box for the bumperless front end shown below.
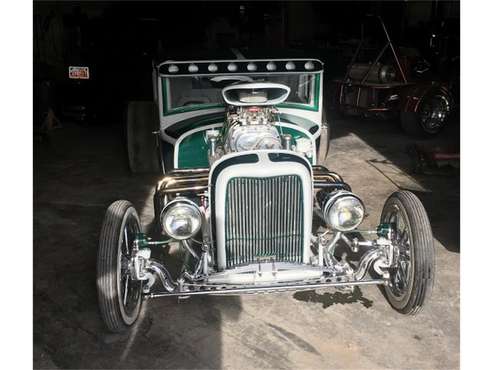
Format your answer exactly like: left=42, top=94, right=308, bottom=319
left=97, top=60, right=435, bottom=333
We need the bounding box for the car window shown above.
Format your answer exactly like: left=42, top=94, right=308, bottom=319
left=265, top=74, right=314, bottom=105
left=165, top=73, right=316, bottom=111
left=167, top=77, right=223, bottom=109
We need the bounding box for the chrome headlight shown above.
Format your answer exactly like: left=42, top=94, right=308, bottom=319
left=161, top=199, right=202, bottom=240
left=322, top=191, right=365, bottom=232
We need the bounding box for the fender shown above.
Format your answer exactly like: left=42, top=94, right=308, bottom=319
left=401, top=82, right=453, bottom=113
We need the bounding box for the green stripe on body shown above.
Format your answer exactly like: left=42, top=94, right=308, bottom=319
left=177, top=124, right=314, bottom=169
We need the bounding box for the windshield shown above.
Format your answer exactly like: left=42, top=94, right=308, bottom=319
left=164, top=73, right=318, bottom=113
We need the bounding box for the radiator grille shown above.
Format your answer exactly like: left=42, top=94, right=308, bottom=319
left=224, top=175, right=304, bottom=268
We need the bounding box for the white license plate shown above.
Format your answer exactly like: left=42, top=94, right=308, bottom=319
left=68, top=66, right=90, bottom=80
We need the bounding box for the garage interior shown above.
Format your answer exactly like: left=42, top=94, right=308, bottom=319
left=33, top=1, right=460, bottom=369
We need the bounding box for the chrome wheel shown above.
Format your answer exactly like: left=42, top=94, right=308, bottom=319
left=380, top=191, right=435, bottom=315
left=97, top=200, right=143, bottom=332
left=384, top=205, right=414, bottom=303
left=419, top=94, right=450, bottom=134
left=117, top=213, right=142, bottom=324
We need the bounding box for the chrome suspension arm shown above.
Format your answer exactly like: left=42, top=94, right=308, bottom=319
left=143, top=259, right=176, bottom=293
left=317, top=228, right=394, bottom=281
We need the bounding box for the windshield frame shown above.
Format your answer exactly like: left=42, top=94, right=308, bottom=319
left=160, top=72, right=321, bottom=116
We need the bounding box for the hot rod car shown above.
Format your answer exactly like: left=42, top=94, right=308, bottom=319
left=97, top=56, right=435, bottom=332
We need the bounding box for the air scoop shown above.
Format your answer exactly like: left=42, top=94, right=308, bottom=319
left=222, top=82, right=291, bottom=106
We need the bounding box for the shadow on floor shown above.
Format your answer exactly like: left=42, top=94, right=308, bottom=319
left=293, top=286, right=373, bottom=309
left=34, top=123, right=241, bottom=369
left=326, top=109, right=460, bottom=253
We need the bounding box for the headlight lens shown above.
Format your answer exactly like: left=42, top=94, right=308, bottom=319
left=161, top=201, right=202, bottom=240
left=324, top=193, right=365, bottom=231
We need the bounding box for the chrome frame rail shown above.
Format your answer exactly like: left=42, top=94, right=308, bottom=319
left=145, top=279, right=385, bottom=299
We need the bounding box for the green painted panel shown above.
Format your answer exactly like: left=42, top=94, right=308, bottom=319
left=177, top=130, right=210, bottom=169
left=177, top=124, right=314, bottom=169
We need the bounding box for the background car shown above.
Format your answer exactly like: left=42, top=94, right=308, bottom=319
left=332, top=15, right=454, bottom=137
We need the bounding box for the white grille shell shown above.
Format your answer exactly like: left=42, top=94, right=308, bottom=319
left=211, top=150, right=313, bottom=270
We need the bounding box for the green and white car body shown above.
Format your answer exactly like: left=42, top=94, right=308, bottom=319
left=96, top=55, right=436, bottom=333
left=155, top=59, right=324, bottom=169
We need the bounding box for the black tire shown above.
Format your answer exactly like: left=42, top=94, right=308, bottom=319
left=97, top=200, right=143, bottom=332
left=400, top=90, right=452, bottom=137
left=126, top=101, right=161, bottom=173
left=380, top=191, right=435, bottom=315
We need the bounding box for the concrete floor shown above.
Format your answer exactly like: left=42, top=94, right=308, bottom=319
left=34, top=115, right=459, bottom=369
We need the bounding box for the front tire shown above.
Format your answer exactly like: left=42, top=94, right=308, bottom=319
left=97, top=200, right=143, bottom=332
left=380, top=191, right=435, bottom=315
